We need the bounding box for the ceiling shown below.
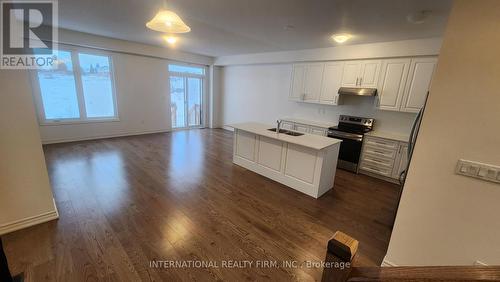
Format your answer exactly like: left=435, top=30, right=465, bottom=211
left=57, top=0, right=453, bottom=57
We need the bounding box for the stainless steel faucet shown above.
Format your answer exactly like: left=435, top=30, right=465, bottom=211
left=276, top=119, right=282, bottom=133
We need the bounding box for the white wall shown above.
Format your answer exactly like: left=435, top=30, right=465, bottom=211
left=221, top=63, right=416, bottom=134
left=37, top=29, right=214, bottom=143
left=209, top=65, right=223, bottom=128
left=39, top=52, right=172, bottom=143
left=57, top=29, right=213, bottom=66
left=385, top=0, right=500, bottom=266
left=215, top=38, right=442, bottom=66
left=218, top=37, right=443, bottom=134
left=0, top=70, right=58, bottom=235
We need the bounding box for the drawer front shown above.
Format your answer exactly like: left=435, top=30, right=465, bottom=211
left=294, top=124, right=311, bottom=133
left=359, top=162, right=393, bottom=177
left=364, top=136, right=399, bottom=150
left=361, top=153, right=395, bottom=169
left=310, top=126, right=327, bottom=136
left=281, top=122, right=294, bottom=130
left=363, top=144, right=398, bottom=160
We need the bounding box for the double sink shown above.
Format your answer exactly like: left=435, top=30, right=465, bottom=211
left=267, top=128, right=304, bottom=136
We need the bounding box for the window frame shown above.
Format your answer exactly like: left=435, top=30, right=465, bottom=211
left=167, top=62, right=207, bottom=129
left=30, top=45, right=119, bottom=125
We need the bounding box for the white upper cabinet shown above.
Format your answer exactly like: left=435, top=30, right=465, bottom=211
left=377, top=58, right=411, bottom=111
left=289, top=56, right=436, bottom=110
left=341, top=61, right=362, bottom=87
left=303, top=63, right=324, bottom=102
left=290, top=64, right=306, bottom=101
left=359, top=60, right=382, bottom=88
left=319, top=62, right=344, bottom=105
left=341, top=60, right=381, bottom=88
left=290, top=63, right=324, bottom=102
left=400, top=57, right=438, bottom=113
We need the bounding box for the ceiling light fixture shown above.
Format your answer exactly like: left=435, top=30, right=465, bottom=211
left=146, top=9, right=191, bottom=33
left=164, top=36, right=177, bottom=44
left=331, top=34, right=352, bottom=43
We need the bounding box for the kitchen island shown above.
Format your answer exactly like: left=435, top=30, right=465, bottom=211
left=230, top=122, right=342, bottom=198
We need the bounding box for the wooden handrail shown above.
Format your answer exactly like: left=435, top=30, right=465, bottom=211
left=349, top=266, right=500, bottom=281
left=321, top=232, right=500, bottom=281
left=321, top=231, right=359, bottom=282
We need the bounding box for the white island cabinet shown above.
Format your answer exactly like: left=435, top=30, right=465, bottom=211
left=229, top=122, right=342, bottom=198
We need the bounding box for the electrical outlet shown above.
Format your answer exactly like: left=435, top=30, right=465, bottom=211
left=456, top=159, right=500, bottom=184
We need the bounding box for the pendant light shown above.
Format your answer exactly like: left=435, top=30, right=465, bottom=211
left=146, top=1, right=191, bottom=33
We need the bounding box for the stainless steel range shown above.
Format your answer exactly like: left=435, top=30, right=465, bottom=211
left=327, top=115, right=374, bottom=173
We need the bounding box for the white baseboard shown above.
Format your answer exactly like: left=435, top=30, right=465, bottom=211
left=41, top=128, right=172, bottom=144
left=381, top=257, right=398, bottom=267
left=223, top=125, right=234, bottom=132
left=0, top=198, right=59, bottom=235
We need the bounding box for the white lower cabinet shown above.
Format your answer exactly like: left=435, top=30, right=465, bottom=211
left=294, top=124, right=311, bottom=133
left=257, top=136, right=284, bottom=172
left=359, top=135, right=409, bottom=182
left=235, top=130, right=257, bottom=161
left=280, top=120, right=329, bottom=136
left=392, top=144, right=409, bottom=179
left=281, top=121, right=294, bottom=130
left=232, top=128, right=341, bottom=198
left=310, top=126, right=328, bottom=136
left=284, top=144, right=318, bottom=184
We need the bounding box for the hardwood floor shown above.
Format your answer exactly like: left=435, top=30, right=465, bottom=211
left=3, top=129, right=400, bottom=281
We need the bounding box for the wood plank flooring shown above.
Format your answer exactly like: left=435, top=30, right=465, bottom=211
left=3, top=129, right=400, bottom=281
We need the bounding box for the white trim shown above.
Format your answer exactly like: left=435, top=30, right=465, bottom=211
left=0, top=199, right=59, bottom=235
left=381, top=257, right=398, bottom=267
left=39, top=117, right=120, bottom=126
left=41, top=127, right=172, bottom=144
left=223, top=125, right=234, bottom=131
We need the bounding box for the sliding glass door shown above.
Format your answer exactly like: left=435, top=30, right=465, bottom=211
left=169, top=64, right=205, bottom=129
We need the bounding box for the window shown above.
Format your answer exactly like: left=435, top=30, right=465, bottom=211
left=36, top=50, right=80, bottom=120
left=78, top=53, right=115, bottom=118
left=33, top=48, right=117, bottom=123
left=168, top=64, right=205, bottom=129
left=168, top=64, right=204, bottom=75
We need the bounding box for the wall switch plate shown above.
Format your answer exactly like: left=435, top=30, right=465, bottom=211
left=456, top=159, right=500, bottom=184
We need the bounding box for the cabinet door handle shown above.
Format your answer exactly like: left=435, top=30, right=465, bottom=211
left=355, top=78, right=359, bottom=86
left=359, top=77, right=363, bottom=86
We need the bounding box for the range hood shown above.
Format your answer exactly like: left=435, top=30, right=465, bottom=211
left=338, top=87, right=377, bottom=97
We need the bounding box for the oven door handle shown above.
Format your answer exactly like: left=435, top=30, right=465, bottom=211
left=328, top=131, right=363, bottom=141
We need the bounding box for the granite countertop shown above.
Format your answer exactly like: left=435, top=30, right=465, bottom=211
left=228, top=122, right=342, bottom=150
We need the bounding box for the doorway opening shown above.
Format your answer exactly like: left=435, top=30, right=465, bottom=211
left=169, top=64, right=206, bottom=129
